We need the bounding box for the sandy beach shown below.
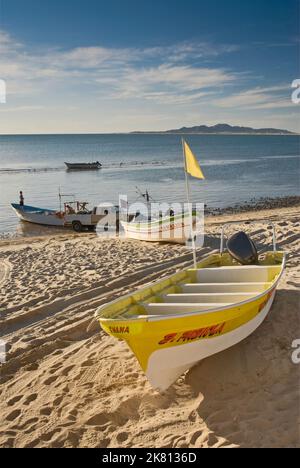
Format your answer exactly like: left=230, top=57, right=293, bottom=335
left=0, top=204, right=299, bottom=448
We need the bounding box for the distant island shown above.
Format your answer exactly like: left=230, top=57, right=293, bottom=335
left=132, top=123, right=296, bottom=135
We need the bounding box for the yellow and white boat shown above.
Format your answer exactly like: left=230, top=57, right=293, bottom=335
left=95, top=222, right=285, bottom=391
left=121, top=211, right=199, bottom=244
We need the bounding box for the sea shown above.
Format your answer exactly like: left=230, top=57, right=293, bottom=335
left=0, top=133, right=299, bottom=236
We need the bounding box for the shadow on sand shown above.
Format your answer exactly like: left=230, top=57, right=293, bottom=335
left=181, top=289, right=300, bottom=448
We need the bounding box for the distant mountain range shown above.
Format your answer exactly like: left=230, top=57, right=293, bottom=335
left=132, top=123, right=296, bottom=135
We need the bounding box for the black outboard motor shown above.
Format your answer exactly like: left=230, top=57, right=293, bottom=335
left=227, top=231, right=258, bottom=265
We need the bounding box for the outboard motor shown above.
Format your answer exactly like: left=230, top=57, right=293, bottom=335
left=227, top=231, right=258, bottom=265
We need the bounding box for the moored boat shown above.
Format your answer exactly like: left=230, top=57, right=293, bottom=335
left=65, top=161, right=102, bottom=170
left=95, top=223, right=285, bottom=391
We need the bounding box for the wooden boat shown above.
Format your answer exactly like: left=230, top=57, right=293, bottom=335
left=95, top=223, right=285, bottom=391
left=121, top=211, right=199, bottom=244
left=65, top=162, right=102, bottom=170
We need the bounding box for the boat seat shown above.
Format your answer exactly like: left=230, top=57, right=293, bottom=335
left=180, top=282, right=272, bottom=294
left=143, top=303, right=232, bottom=315
left=196, top=265, right=281, bottom=283
left=162, top=292, right=260, bottom=304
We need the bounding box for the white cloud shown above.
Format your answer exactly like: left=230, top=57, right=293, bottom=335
left=0, top=105, right=45, bottom=113
left=0, top=29, right=297, bottom=133
left=214, top=85, right=294, bottom=110
left=0, top=29, right=240, bottom=105
left=107, top=64, right=238, bottom=104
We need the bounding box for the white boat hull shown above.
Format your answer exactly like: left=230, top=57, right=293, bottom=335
left=145, top=291, right=275, bottom=391
left=121, top=214, right=199, bottom=243
left=11, top=204, right=64, bottom=227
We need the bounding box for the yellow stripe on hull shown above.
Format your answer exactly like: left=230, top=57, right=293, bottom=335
left=100, top=287, right=275, bottom=371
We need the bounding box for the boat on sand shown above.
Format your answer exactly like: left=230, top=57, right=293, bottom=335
left=95, top=223, right=285, bottom=391
left=121, top=211, right=200, bottom=244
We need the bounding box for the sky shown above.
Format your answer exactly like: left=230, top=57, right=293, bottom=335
left=0, top=0, right=299, bottom=134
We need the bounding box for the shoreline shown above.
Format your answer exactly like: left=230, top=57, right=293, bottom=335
left=1, top=195, right=300, bottom=242
left=205, top=195, right=300, bottom=216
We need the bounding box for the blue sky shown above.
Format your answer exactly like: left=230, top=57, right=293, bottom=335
left=0, top=0, right=299, bottom=133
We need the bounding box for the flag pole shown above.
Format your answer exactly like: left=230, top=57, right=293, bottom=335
left=182, top=138, right=197, bottom=269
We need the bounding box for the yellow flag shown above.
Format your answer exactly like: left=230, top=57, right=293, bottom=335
left=184, top=141, right=205, bottom=179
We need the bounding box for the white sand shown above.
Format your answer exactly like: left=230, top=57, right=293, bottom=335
left=0, top=206, right=299, bottom=448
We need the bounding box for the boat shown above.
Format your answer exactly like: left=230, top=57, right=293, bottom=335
left=11, top=203, right=64, bottom=227
left=65, top=162, right=102, bottom=170
left=11, top=201, right=121, bottom=232
left=95, top=222, right=285, bottom=392
left=121, top=211, right=200, bottom=244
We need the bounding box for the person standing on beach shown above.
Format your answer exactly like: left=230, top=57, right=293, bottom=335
left=19, top=191, right=24, bottom=206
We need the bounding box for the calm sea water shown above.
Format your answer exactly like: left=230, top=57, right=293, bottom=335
left=0, top=134, right=299, bottom=235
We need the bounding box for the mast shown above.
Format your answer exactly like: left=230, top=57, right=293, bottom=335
left=182, top=138, right=197, bottom=269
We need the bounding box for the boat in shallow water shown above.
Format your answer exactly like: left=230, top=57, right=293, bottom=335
left=95, top=223, right=285, bottom=391
left=65, top=162, right=102, bottom=170
left=11, top=202, right=122, bottom=232
left=11, top=203, right=64, bottom=226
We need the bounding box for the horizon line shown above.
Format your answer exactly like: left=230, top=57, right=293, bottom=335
left=0, top=131, right=299, bottom=137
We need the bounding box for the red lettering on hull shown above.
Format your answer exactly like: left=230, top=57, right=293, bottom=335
left=159, top=322, right=226, bottom=346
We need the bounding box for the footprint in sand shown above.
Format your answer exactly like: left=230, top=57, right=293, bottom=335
left=80, top=359, right=94, bottom=368
left=7, top=395, right=23, bottom=407
left=20, top=417, right=39, bottom=430
left=1, top=437, right=15, bottom=448
left=53, top=395, right=64, bottom=406
left=189, top=429, right=208, bottom=446
left=43, top=376, right=58, bottom=386
left=60, top=365, right=75, bottom=377
left=171, top=435, right=188, bottom=448
left=23, top=393, right=38, bottom=406
left=49, top=362, right=63, bottom=374
left=205, top=432, right=223, bottom=448
left=6, top=409, right=21, bottom=422
left=51, top=349, right=64, bottom=357
left=116, top=432, right=129, bottom=443
left=68, top=409, right=78, bottom=419
left=40, top=429, right=61, bottom=442
left=86, top=412, right=111, bottom=427
left=40, top=406, right=52, bottom=416
left=24, top=362, right=39, bottom=371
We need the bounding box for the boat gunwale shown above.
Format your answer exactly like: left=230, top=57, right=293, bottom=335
left=11, top=203, right=56, bottom=214
left=121, top=211, right=199, bottom=229
left=96, top=252, right=286, bottom=323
